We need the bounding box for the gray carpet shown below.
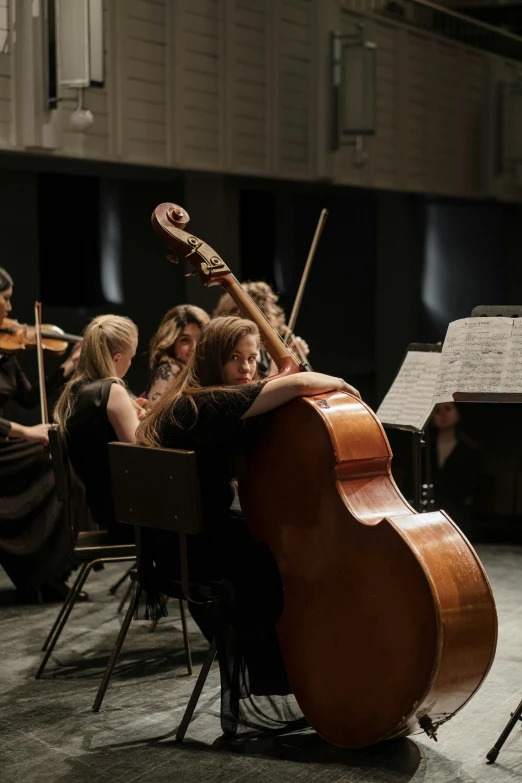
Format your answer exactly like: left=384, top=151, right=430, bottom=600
left=1, top=545, right=522, bottom=783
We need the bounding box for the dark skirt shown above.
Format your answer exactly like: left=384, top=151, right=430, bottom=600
left=0, top=437, right=74, bottom=591
left=144, top=517, right=305, bottom=737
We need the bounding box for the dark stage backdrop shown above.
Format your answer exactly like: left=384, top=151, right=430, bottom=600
left=3, top=152, right=522, bottom=542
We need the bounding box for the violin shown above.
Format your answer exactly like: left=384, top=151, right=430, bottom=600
left=152, top=202, right=497, bottom=749
left=0, top=318, right=82, bottom=355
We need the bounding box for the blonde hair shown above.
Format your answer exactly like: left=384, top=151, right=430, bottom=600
left=54, top=314, right=138, bottom=432
left=137, top=316, right=260, bottom=447
left=149, top=304, right=210, bottom=369
left=213, top=281, right=286, bottom=333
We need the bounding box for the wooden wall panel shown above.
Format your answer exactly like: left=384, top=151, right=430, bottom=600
left=277, top=0, right=314, bottom=178
left=172, top=0, right=225, bottom=170
left=0, top=0, right=10, bottom=146
left=227, top=0, right=271, bottom=174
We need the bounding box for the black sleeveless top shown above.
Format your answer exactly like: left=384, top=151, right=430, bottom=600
left=66, top=378, right=133, bottom=543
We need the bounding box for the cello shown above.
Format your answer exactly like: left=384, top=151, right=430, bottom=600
left=152, top=202, right=497, bottom=748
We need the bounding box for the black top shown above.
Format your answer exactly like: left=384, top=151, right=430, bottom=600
left=0, top=354, right=64, bottom=438
left=66, top=378, right=119, bottom=532
left=156, top=382, right=265, bottom=528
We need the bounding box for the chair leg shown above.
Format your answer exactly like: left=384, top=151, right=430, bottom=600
left=41, top=563, right=89, bottom=652
left=35, top=560, right=96, bottom=679
left=109, top=564, right=135, bottom=595
left=176, top=637, right=217, bottom=742
left=92, top=583, right=139, bottom=713
left=179, top=600, right=193, bottom=676
left=117, top=579, right=134, bottom=614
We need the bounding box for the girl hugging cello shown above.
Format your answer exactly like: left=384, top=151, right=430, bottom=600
left=136, top=315, right=358, bottom=737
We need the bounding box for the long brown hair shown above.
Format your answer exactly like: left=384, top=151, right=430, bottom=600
left=137, top=316, right=260, bottom=447
left=213, top=281, right=285, bottom=332
left=149, top=304, right=210, bottom=369
left=54, top=314, right=138, bottom=432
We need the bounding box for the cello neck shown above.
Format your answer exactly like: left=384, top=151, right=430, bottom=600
left=150, top=203, right=301, bottom=375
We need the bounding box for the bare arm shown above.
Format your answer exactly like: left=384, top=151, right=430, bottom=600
left=107, top=383, right=140, bottom=443
left=242, top=373, right=359, bottom=419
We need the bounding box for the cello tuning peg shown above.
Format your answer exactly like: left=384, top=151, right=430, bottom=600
left=185, top=271, right=196, bottom=278
left=166, top=253, right=180, bottom=264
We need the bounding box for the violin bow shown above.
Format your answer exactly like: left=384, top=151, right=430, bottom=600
left=285, top=208, right=328, bottom=342
left=34, top=302, right=49, bottom=425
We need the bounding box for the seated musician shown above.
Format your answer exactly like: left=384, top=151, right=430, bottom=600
left=147, top=304, right=209, bottom=405
left=54, top=315, right=144, bottom=544
left=0, top=267, right=83, bottom=602
left=213, top=281, right=308, bottom=377
left=430, top=402, right=482, bottom=538
left=136, top=315, right=357, bottom=736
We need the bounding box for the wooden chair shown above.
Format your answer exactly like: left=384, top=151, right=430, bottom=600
left=36, top=427, right=138, bottom=679
left=92, top=442, right=231, bottom=743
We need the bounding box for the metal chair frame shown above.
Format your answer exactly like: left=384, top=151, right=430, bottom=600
left=36, top=427, right=137, bottom=679
left=91, top=442, right=230, bottom=742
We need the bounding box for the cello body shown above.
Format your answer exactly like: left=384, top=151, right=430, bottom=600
left=240, top=391, right=497, bottom=747
left=151, top=202, right=498, bottom=749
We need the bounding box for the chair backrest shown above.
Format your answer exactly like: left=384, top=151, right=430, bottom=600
left=49, top=425, right=69, bottom=502
left=108, top=442, right=204, bottom=535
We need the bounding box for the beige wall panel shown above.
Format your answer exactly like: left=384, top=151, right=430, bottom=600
left=127, top=78, right=165, bottom=103
left=173, top=0, right=224, bottom=169
left=277, top=0, right=314, bottom=178
left=126, top=59, right=165, bottom=84
left=404, top=32, right=431, bottom=192
left=0, top=75, right=9, bottom=100
left=460, top=51, right=487, bottom=194
left=128, top=0, right=165, bottom=25
left=0, top=120, right=9, bottom=145
left=432, top=42, right=459, bottom=194
left=127, top=138, right=166, bottom=161
left=127, top=98, right=165, bottom=123
left=120, top=0, right=167, bottom=165
left=0, top=53, right=9, bottom=77
left=373, top=22, right=399, bottom=189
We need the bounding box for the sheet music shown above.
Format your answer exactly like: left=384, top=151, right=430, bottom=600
left=433, top=317, right=522, bottom=403
left=376, top=351, right=442, bottom=432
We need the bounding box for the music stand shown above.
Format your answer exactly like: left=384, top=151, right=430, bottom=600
left=462, top=306, right=522, bottom=763
left=377, top=343, right=442, bottom=512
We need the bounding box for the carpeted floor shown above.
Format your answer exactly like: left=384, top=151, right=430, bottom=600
left=1, top=545, right=522, bottom=783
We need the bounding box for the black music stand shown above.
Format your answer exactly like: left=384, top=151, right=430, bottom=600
left=464, top=306, right=522, bottom=763
left=378, top=343, right=441, bottom=512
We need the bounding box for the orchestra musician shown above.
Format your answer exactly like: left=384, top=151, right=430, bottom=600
left=54, top=315, right=145, bottom=545
left=147, top=304, right=210, bottom=405
left=136, top=315, right=358, bottom=735
left=0, top=267, right=82, bottom=602
left=213, top=281, right=309, bottom=376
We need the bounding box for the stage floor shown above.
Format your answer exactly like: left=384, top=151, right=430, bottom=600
left=1, top=545, right=522, bottom=783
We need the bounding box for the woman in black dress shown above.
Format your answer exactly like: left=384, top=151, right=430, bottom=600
left=0, top=268, right=81, bottom=600
left=430, top=402, right=482, bottom=539
left=137, top=315, right=358, bottom=737
left=54, top=314, right=143, bottom=543
left=147, top=304, right=209, bottom=405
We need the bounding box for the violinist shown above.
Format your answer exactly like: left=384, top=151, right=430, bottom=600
left=54, top=315, right=144, bottom=545
left=147, top=304, right=210, bottom=405
left=0, top=268, right=82, bottom=601
left=213, top=281, right=309, bottom=377
left=136, top=315, right=357, bottom=736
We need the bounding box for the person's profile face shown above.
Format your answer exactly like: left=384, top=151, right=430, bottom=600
left=0, top=286, right=13, bottom=326
left=112, top=337, right=138, bottom=379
